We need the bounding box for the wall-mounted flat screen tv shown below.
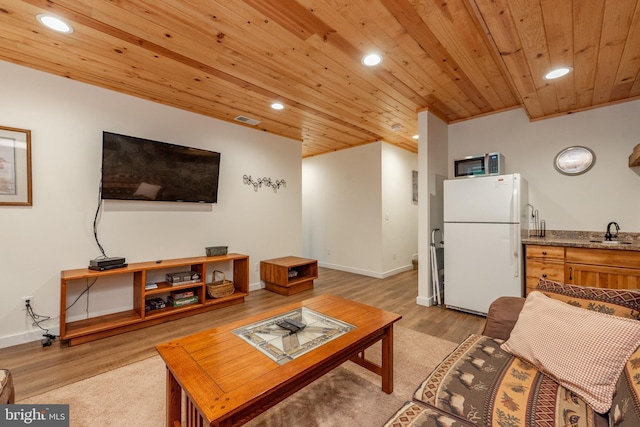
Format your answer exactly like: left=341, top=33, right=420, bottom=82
left=101, top=131, right=220, bottom=203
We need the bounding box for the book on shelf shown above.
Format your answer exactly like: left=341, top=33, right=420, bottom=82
left=169, top=279, right=200, bottom=287
left=145, top=282, right=158, bottom=290
left=171, top=289, right=195, bottom=300
left=168, top=295, right=199, bottom=307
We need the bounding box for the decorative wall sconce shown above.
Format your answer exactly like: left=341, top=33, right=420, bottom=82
left=243, top=175, right=286, bottom=192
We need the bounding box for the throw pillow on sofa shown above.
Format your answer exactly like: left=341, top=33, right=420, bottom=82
left=535, top=279, right=640, bottom=319
left=501, top=291, right=640, bottom=413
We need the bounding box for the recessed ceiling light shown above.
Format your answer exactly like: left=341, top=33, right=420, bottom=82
left=362, top=53, right=382, bottom=67
left=412, top=134, right=419, bottom=140
left=271, top=102, right=284, bottom=110
left=544, top=67, right=572, bottom=80
left=37, top=14, right=73, bottom=33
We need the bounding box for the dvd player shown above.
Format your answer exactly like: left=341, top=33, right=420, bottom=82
left=88, top=263, right=128, bottom=271
left=90, top=257, right=126, bottom=268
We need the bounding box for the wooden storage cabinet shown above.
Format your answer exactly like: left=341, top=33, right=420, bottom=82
left=566, top=248, right=640, bottom=289
left=260, top=256, right=318, bottom=296
left=525, top=245, right=565, bottom=294
left=60, top=254, right=249, bottom=345
left=566, top=263, right=640, bottom=289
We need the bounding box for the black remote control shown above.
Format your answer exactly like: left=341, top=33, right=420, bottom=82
left=284, top=318, right=306, bottom=331
left=276, top=320, right=300, bottom=333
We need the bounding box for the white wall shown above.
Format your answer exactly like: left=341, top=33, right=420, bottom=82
left=302, top=142, right=418, bottom=277
left=417, top=111, right=449, bottom=306
left=0, top=61, right=302, bottom=347
left=449, top=102, right=640, bottom=232
left=302, top=143, right=382, bottom=275
left=381, top=144, right=419, bottom=273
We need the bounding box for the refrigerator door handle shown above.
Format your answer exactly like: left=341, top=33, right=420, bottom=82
left=511, top=223, right=519, bottom=278
left=510, top=175, right=518, bottom=223
left=509, top=175, right=520, bottom=278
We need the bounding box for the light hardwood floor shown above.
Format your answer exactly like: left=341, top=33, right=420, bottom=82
left=1, top=267, right=485, bottom=401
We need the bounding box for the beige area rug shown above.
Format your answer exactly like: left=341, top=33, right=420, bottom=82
left=19, top=327, right=457, bottom=427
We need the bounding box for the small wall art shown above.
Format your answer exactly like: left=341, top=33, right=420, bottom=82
left=412, top=170, right=418, bottom=202
left=243, top=175, right=286, bottom=192
left=0, top=126, right=32, bottom=206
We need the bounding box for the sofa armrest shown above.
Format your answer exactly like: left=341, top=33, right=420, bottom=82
left=481, top=296, right=526, bottom=340
left=0, top=370, right=14, bottom=404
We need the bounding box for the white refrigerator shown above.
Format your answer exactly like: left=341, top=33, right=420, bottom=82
left=443, top=173, right=528, bottom=315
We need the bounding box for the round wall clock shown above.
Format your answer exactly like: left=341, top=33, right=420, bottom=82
left=554, top=146, right=595, bottom=175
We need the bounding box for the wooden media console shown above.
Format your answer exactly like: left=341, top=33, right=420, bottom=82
left=60, top=254, right=249, bottom=345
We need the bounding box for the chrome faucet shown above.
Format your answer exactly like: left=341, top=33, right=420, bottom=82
left=605, top=221, right=620, bottom=241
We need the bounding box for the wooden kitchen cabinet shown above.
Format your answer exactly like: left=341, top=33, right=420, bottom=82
left=565, top=248, right=640, bottom=289
left=525, top=244, right=640, bottom=292
left=525, top=245, right=565, bottom=294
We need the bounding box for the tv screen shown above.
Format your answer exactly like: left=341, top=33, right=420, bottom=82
left=101, top=131, right=220, bottom=203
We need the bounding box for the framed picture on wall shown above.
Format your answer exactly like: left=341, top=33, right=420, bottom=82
left=0, top=126, right=32, bottom=206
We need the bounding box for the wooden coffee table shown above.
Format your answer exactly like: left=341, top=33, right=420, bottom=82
left=156, top=294, right=402, bottom=427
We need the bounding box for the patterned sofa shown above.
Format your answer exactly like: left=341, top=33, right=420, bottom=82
left=384, top=280, right=640, bottom=427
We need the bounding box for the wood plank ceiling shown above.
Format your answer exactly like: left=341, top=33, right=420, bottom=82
left=0, top=0, right=639, bottom=157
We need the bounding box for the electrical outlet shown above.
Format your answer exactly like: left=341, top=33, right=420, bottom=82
left=21, top=296, right=33, bottom=311
left=254, top=263, right=259, bottom=272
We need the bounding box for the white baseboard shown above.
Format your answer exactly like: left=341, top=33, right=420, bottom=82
left=317, top=262, right=382, bottom=278
left=381, top=264, right=414, bottom=278
left=0, top=326, right=61, bottom=349
left=317, top=262, right=413, bottom=279
left=416, top=295, right=433, bottom=307
left=249, top=281, right=263, bottom=292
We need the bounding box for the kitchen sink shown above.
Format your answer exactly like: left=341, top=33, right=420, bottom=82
left=589, top=240, right=633, bottom=245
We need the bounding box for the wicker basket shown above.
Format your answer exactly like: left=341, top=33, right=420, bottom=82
left=206, top=270, right=235, bottom=298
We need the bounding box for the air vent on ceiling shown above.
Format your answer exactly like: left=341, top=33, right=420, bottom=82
left=234, top=115, right=261, bottom=126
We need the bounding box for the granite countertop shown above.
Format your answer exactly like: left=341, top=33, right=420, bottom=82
left=523, top=230, right=640, bottom=251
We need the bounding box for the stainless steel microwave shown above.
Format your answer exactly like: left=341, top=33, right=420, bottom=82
left=454, top=153, right=504, bottom=177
